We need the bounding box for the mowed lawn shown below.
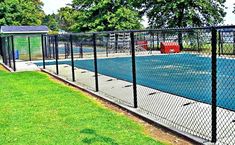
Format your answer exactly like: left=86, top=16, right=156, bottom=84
left=0, top=67, right=166, bottom=145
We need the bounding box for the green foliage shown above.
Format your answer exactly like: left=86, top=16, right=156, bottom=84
left=134, top=0, right=226, bottom=28
left=48, top=30, right=59, bottom=35
left=0, top=0, right=45, bottom=26
left=108, top=7, right=142, bottom=30
left=0, top=70, right=165, bottom=145
left=58, top=0, right=142, bottom=32
left=42, top=14, right=59, bottom=31
left=58, top=7, right=77, bottom=32
left=233, top=3, right=235, bottom=14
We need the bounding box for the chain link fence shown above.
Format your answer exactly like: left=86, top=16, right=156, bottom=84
left=0, top=34, right=43, bottom=71
left=0, top=36, right=16, bottom=71
left=1, top=26, right=235, bottom=144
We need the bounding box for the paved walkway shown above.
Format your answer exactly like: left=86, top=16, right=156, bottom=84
left=44, top=64, right=235, bottom=145
left=14, top=61, right=40, bottom=72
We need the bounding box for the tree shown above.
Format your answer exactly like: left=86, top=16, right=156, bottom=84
left=0, top=0, right=44, bottom=26
left=57, top=7, right=77, bottom=32
left=134, top=0, right=226, bottom=28
left=58, top=0, right=142, bottom=32
left=233, top=3, right=235, bottom=14
left=42, top=14, right=59, bottom=31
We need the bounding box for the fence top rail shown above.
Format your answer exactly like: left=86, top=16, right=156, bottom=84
left=44, top=25, right=235, bottom=37
left=0, top=35, right=14, bottom=38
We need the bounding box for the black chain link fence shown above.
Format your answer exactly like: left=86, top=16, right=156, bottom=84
left=216, top=28, right=235, bottom=144
left=0, top=36, right=16, bottom=71
left=1, top=26, right=235, bottom=144
left=135, top=28, right=213, bottom=141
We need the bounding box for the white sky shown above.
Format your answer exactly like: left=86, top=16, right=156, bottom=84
left=42, top=0, right=72, bottom=14
left=223, top=0, right=235, bottom=25
left=42, top=0, right=235, bottom=27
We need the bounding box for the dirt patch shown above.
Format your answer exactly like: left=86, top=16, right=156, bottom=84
left=46, top=71, right=197, bottom=145
left=0, top=64, right=9, bottom=72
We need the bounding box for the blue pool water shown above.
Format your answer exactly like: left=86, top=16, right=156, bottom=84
left=38, top=53, right=235, bottom=111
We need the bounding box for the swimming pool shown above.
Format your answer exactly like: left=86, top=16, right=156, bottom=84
left=38, top=53, right=235, bottom=111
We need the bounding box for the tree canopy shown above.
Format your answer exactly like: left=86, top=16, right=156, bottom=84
left=42, top=13, right=59, bottom=32
left=0, top=0, right=229, bottom=32
left=233, top=3, right=235, bottom=14
left=58, top=0, right=142, bottom=32
left=57, top=7, right=77, bottom=32
left=0, top=0, right=44, bottom=26
left=134, top=0, right=226, bottom=28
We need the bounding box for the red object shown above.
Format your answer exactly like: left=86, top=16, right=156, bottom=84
left=136, top=41, right=148, bottom=50
left=160, top=42, right=180, bottom=53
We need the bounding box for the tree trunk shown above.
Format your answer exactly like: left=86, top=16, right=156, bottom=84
left=178, top=32, right=183, bottom=51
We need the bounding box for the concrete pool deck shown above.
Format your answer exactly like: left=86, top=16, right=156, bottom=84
left=42, top=64, right=235, bottom=145
left=15, top=61, right=40, bottom=72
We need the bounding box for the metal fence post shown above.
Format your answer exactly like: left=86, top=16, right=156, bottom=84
left=211, top=27, right=217, bottom=143
left=64, top=43, right=67, bottom=59
left=163, top=32, right=166, bottom=42
left=233, top=31, right=235, bottom=54
left=93, top=33, right=99, bottom=92
left=115, top=33, right=118, bottom=53
left=41, top=34, right=45, bottom=69
left=44, top=36, right=48, bottom=58
left=67, top=43, right=70, bottom=58
left=11, top=35, right=16, bottom=71
left=80, top=43, right=83, bottom=58
left=130, top=32, right=137, bottom=108
left=55, top=35, right=59, bottom=75
left=28, top=36, right=32, bottom=61
left=157, top=33, right=160, bottom=50
left=7, top=37, right=12, bottom=68
left=106, top=35, right=109, bottom=57
left=178, top=31, right=183, bottom=50
left=2, top=37, right=7, bottom=65
left=197, top=31, right=200, bottom=53
left=48, top=37, right=51, bottom=58
left=151, top=32, right=154, bottom=53
left=1, top=37, right=7, bottom=65
left=70, top=35, right=75, bottom=82
left=48, top=37, right=51, bottom=59
left=218, top=31, right=221, bottom=56
left=220, top=32, right=224, bottom=54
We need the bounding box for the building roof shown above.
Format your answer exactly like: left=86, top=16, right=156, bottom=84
left=0, top=26, right=49, bottom=34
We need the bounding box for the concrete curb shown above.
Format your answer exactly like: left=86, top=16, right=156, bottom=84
left=0, top=62, right=14, bottom=72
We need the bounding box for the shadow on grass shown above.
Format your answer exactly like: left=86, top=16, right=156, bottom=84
left=80, top=129, right=118, bottom=145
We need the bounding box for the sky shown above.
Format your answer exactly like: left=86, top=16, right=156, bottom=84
left=42, top=0, right=235, bottom=27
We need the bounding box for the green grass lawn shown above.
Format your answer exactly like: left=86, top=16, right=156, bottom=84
left=0, top=68, right=166, bottom=145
